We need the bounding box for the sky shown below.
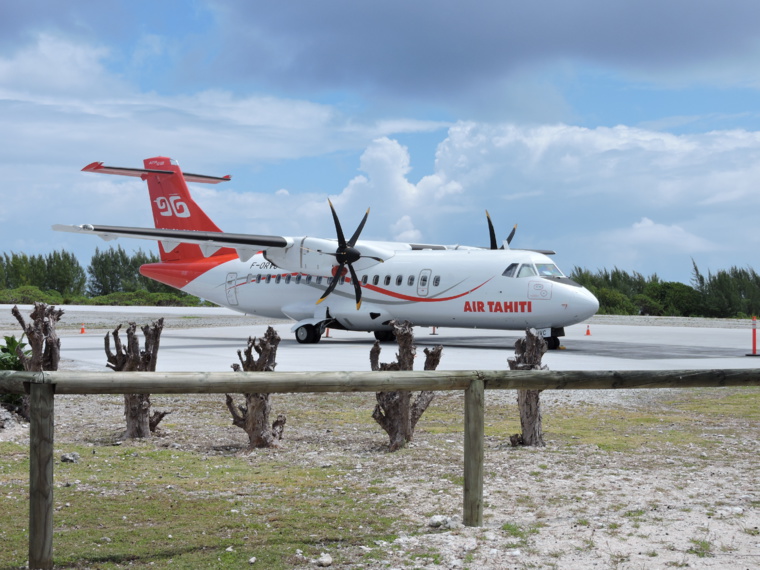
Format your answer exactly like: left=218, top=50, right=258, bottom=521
left=2, top=1, right=760, bottom=285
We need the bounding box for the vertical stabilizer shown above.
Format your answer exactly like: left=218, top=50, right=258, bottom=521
left=140, top=156, right=228, bottom=261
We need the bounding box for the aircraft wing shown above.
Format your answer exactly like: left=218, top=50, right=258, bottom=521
left=52, top=224, right=292, bottom=262
left=51, top=223, right=394, bottom=271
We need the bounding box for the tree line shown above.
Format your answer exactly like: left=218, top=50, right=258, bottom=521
left=0, top=247, right=197, bottom=306
left=570, top=262, right=760, bottom=318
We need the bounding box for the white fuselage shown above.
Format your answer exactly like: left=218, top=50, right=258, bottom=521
left=178, top=246, right=599, bottom=334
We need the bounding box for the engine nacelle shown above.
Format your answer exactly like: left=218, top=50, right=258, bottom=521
left=264, top=236, right=391, bottom=276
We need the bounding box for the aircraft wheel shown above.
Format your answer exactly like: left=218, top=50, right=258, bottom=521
left=546, top=336, right=561, bottom=350
left=374, top=330, right=396, bottom=343
left=296, top=325, right=317, bottom=344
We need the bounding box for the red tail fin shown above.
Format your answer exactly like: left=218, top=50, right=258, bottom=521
left=140, top=157, right=231, bottom=261
left=81, top=157, right=238, bottom=286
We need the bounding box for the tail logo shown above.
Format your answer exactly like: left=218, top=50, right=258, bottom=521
left=155, top=195, right=190, bottom=218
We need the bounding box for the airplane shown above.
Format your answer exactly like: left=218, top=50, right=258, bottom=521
left=54, top=156, right=599, bottom=349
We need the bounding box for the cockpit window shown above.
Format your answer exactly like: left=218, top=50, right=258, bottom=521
left=517, top=264, right=537, bottom=278
left=502, top=263, right=518, bottom=277
left=536, top=263, right=564, bottom=277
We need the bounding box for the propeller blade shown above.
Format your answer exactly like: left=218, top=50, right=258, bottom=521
left=506, top=224, right=517, bottom=246
left=486, top=210, right=498, bottom=250
left=318, top=201, right=375, bottom=309
left=347, top=207, right=370, bottom=247
left=328, top=199, right=346, bottom=246
left=316, top=264, right=344, bottom=305
left=348, top=264, right=362, bottom=310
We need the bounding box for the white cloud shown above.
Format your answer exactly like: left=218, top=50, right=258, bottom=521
left=390, top=215, right=422, bottom=242
left=0, top=34, right=123, bottom=98
left=615, top=218, right=717, bottom=253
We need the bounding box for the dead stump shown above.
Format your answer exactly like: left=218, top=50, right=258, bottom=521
left=11, top=303, right=63, bottom=420
left=508, top=328, right=548, bottom=447
left=226, top=326, right=286, bottom=449
left=371, top=320, right=443, bottom=451
left=105, top=319, right=169, bottom=439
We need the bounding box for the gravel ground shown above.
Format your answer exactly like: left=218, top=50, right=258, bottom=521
left=2, top=306, right=760, bottom=568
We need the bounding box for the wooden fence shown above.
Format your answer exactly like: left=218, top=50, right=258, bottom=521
left=2, top=367, right=760, bottom=570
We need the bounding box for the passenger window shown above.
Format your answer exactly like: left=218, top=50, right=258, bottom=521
left=340, top=276, right=346, bottom=285
left=275, top=274, right=282, bottom=284
left=305, top=275, right=312, bottom=284
left=362, top=275, right=368, bottom=285
left=384, top=275, right=391, bottom=286
left=408, top=275, right=415, bottom=286
left=433, top=275, right=440, bottom=287
left=396, top=275, right=403, bottom=286
left=517, top=264, right=537, bottom=278
left=285, top=274, right=291, bottom=284
left=256, top=274, right=262, bottom=283
left=420, top=274, right=428, bottom=287
left=295, top=274, right=302, bottom=284
left=502, top=263, right=518, bottom=277
left=316, top=276, right=323, bottom=285
left=265, top=274, right=272, bottom=283
left=372, top=275, right=379, bottom=286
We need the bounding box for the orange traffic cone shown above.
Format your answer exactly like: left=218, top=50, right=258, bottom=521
left=80, top=323, right=86, bottom=334
left=585, top=325, right=591, bottom=336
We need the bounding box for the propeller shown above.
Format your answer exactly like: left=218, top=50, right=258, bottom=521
left=316, top=200, right=382, bottom=310
left=486, top=210, right=517, bottom=250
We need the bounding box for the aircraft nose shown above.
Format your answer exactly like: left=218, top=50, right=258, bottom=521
left=578, top=287, right=600, bottom=319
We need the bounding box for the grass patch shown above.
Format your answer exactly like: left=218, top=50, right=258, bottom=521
left=686, top=537, right=714, bottom=558
left=668, top=387, right=760, bottom=420
left=500, top=521, right=540, bottom=549
left=0, top=442, right=401, bottom=569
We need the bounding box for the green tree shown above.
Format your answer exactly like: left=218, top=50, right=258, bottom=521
left=692, top=262, right=760, bottom=318
left=594, top=288, right=638, bottom=315
left=43, top=250, right=86, bottom=297
left=3, top=253, right=32, bottom=289
left=87, top=246, right=133, bottom=296
left=87, top=246, right=184, bottom=297
left=643, top=281, right=703, bottom=316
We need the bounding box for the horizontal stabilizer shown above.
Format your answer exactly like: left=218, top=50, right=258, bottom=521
left=81, top=162, right=231, bottom=184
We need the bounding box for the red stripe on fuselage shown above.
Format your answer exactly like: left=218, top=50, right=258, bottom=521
left=361, top=278, right=492, bottom=303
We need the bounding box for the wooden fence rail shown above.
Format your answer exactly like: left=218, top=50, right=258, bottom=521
left=1, top=368, right=760, bottom=570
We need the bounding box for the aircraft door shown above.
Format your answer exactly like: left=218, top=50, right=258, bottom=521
left=225, top=272, right=239, bottom=306
left=417, top=269, right=432, bottom=297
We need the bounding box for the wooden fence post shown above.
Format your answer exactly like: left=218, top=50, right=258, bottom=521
left=463, top=377, right=484, bottom=526
left=28, top=381, right=54, bottom=570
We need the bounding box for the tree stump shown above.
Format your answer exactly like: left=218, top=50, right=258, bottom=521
left=11, top=303, right=63, bottom=420
left=225, top=326, right=286, bottom=449
left=371, top=320, right=443, bottom=451
left=508, top=328, right=548, bottom=447
left=105, top=319, right=169, bottom=439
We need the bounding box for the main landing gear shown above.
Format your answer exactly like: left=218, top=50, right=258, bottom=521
left=546, top=336, right=561, bottom=350
left=295, top=324, right=322, bottom=344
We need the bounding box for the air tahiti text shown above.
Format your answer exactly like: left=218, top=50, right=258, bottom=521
left=464, top=300, right=533, bottom=313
